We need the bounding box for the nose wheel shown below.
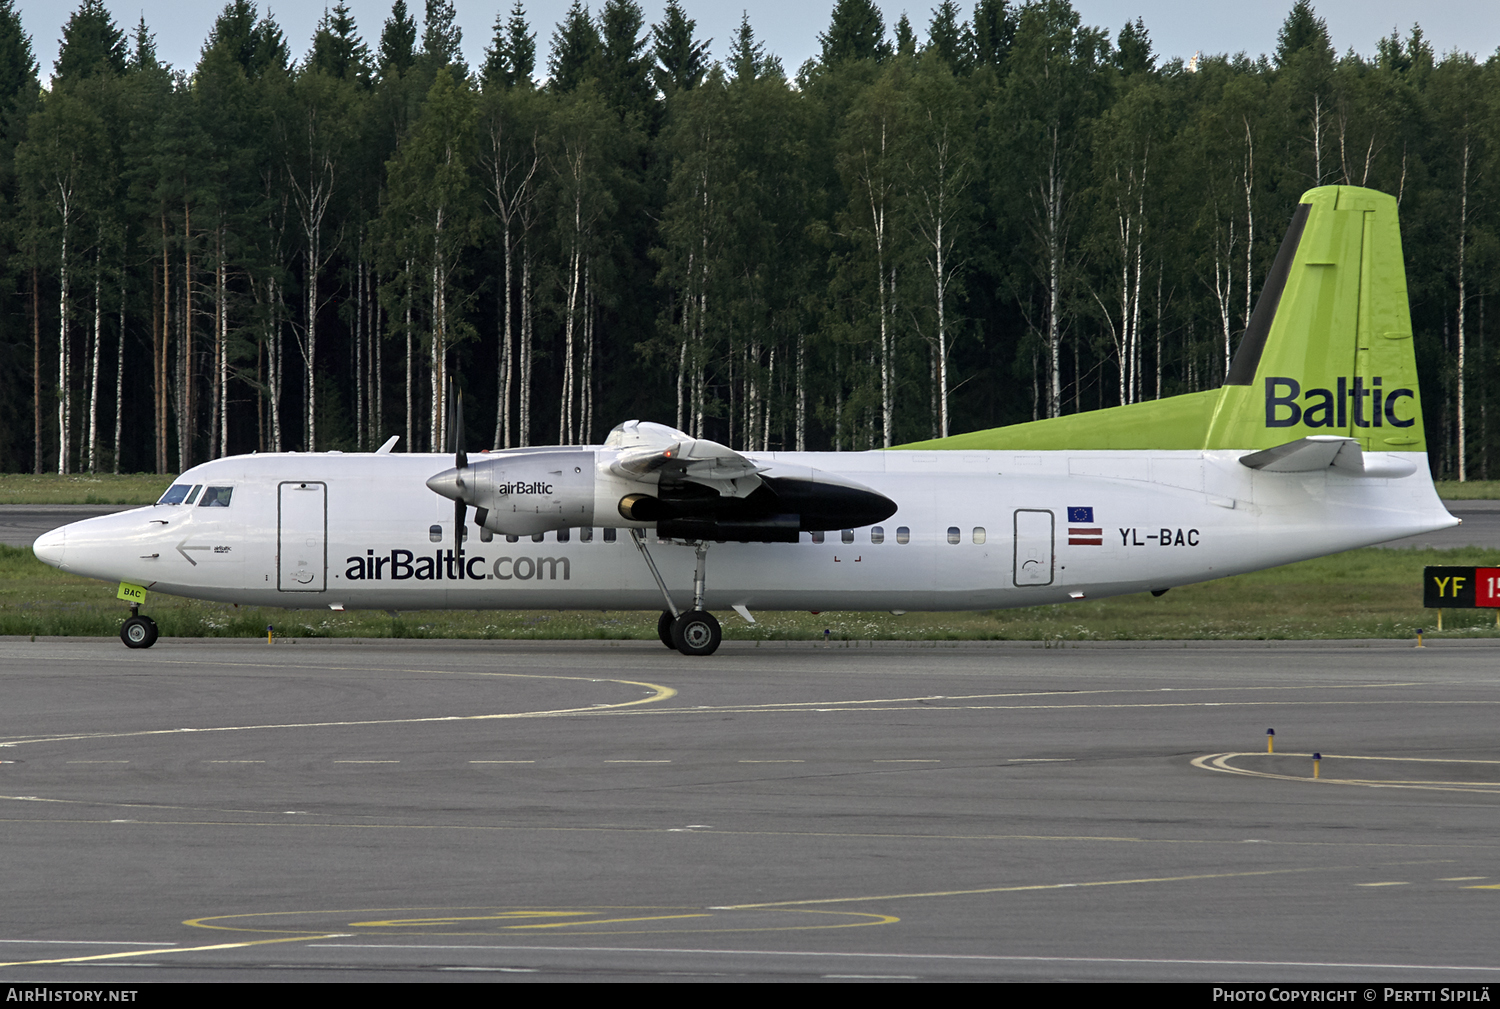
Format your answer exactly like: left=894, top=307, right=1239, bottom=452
left=120, top=614, right=159, bottom=649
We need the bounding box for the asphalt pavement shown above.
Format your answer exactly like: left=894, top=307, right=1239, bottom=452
left=0, top=638, right=1496, bottom=982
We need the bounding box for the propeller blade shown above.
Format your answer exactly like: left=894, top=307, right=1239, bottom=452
left=454, top=381, right=468, bottom=471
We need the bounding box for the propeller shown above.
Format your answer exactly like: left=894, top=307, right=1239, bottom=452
left=447, top=376, right=468, bottom=555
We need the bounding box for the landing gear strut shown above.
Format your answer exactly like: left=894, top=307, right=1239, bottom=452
left=632, top=532, right=722, bottom=657
left=120, top=604, right=159, bottom=649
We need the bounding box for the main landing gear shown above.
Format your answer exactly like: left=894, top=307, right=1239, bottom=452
left=120, top=604, right=159, bottom=649
left=634, top=531, right=723, bottom=657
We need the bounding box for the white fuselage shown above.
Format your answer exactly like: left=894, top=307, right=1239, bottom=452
left=34, top=448, right=1456, bottom=613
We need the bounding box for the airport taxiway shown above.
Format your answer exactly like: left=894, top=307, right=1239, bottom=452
left=0, top=637, right=1497, bottom=982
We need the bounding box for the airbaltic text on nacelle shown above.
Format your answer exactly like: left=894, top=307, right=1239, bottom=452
left=497, top=481, right=553, bottom=495
left=344, top=549, right=570, bottom=581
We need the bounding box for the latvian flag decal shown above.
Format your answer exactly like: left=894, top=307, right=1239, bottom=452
left=1067, top=506, right=1102, bottom=546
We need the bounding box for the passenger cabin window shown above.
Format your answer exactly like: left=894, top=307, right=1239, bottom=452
left=947, top=527, right=961, bottom=544
left=579, top=527, right=593, bottom=543
left=896, top=526, right=910, bottom=544
left=871, top=526, right=884, bottom=544
left=506, top=534, right=520, bottom=543
left=603, top=528, right=617, bottom=543
left=532, top=533, right=544, bottom=543
left=810, top=531, right=825, bottom=544
left=429, top=524, right=443, bottom=542
left=198, top=486, right=233, bottom=507
left=973, top=527, right=986, bottom=544
left=841, top=529, right=854, bottom=544
left=556, top=528, right=570, bottom=543
left=480, top=527, right=493, bottom=543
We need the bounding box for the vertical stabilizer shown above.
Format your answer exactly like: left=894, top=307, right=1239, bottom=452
left=1203, top=186, right=1424, bottom=451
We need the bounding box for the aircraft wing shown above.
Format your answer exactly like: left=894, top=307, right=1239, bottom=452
left=606, top=421, right=766, bottom=498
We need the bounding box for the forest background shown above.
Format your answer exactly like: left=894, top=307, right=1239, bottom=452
left=1, top=0, right=1495, bottom=482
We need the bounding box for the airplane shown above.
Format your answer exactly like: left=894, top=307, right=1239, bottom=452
left=32, top=185, right=1457, bottom=655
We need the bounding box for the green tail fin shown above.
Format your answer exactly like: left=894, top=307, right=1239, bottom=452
left=899, top=186, right=1424, bottom=453
left=1203, top=186, right=1423, bottom=451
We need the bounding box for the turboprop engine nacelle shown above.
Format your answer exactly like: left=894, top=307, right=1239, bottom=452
left=428, top=449, right=596, bottom=537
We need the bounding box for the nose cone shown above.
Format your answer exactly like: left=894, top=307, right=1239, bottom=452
left=426, top=468, right=462, bottom=501
left=33, top=526, right=65, bottom=569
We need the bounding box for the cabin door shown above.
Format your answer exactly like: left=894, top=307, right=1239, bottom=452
left=278, top=481, right=327, bottom=592
left=1012, top=509, right=1054, bottom=587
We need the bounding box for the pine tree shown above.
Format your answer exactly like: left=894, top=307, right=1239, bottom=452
left=54, top=0, right=127, bottom=84
left=652, top=0, right=709, bottom=94
left=202, top=1, right=288, bottom=80
left=1274, top=0, right=1332, bottom=69
left=482, top=2, right=536, bottom=90
left=1115, top=17, right=1154, bottom=76
left=308, top=2, right=371, bottom=83
left=548, top=1, right=599, bottom=92
left=728, top=14, right=779, bottom=83
left=378, top=0, right=417, bottom=77
left=971, top=0, right=1015, bottom=72
left=419, top=0, right=466, bottom=79
left=927, top=1, right=971, bottom=71
left=818, top=0, right=891, bottom=66
left=597, top=0, right=652, bottom=119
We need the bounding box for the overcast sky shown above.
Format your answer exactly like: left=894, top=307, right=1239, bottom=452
left=17, top=1, right=1500, bottom=81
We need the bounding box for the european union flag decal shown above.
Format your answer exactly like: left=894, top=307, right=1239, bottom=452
left=1067, top=506, right=1094, bottom=523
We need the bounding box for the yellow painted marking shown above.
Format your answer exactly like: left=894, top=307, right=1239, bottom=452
left=722, top=865, right=1353, bottom=909
left=1464, top=884, right=1500, bottom=890
left=1440, top=877, right=1488, bottom=881
left=0, top=932, right=340, bottom=967
left=351, top=912, right=592, bottom=926
left=188, top=906, right=899, bottom=937
left=507, top=913, right=713, bottom=930
left=1356, top=882, right=1410, bottom=887
left=1193, top=753, right=1500, bottom=795
left=685, top=682, right=1426, bottom=712
left=0, top=671, right=676, bottom=749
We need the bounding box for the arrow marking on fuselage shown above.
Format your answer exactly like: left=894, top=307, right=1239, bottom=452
left=177, top=539, right=212, bottom=566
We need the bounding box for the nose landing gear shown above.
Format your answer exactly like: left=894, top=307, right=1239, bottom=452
left=120, top=604, right=159, bottom=649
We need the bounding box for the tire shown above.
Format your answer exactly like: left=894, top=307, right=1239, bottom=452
left=120, top=615, right=159, bottom=649
left=671, top=610, right=721, bottom=657
left=657, top=610, right=677, bottom=648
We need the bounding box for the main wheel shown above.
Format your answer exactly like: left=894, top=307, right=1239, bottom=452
left=671, top=610, right=722, bottom=657
left=120, top=615, right=159, bottom=649
left=657, top=610, right=677, bottom=648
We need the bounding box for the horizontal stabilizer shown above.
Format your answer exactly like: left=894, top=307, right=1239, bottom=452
left=1239, top=436, right=1416, bottom=478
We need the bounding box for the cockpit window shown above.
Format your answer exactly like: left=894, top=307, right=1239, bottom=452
left=158, top=484, right=191, bottom=505
left=198, top=486, right=233, bottom=507
left=183, top=484, right=203, bottom=505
